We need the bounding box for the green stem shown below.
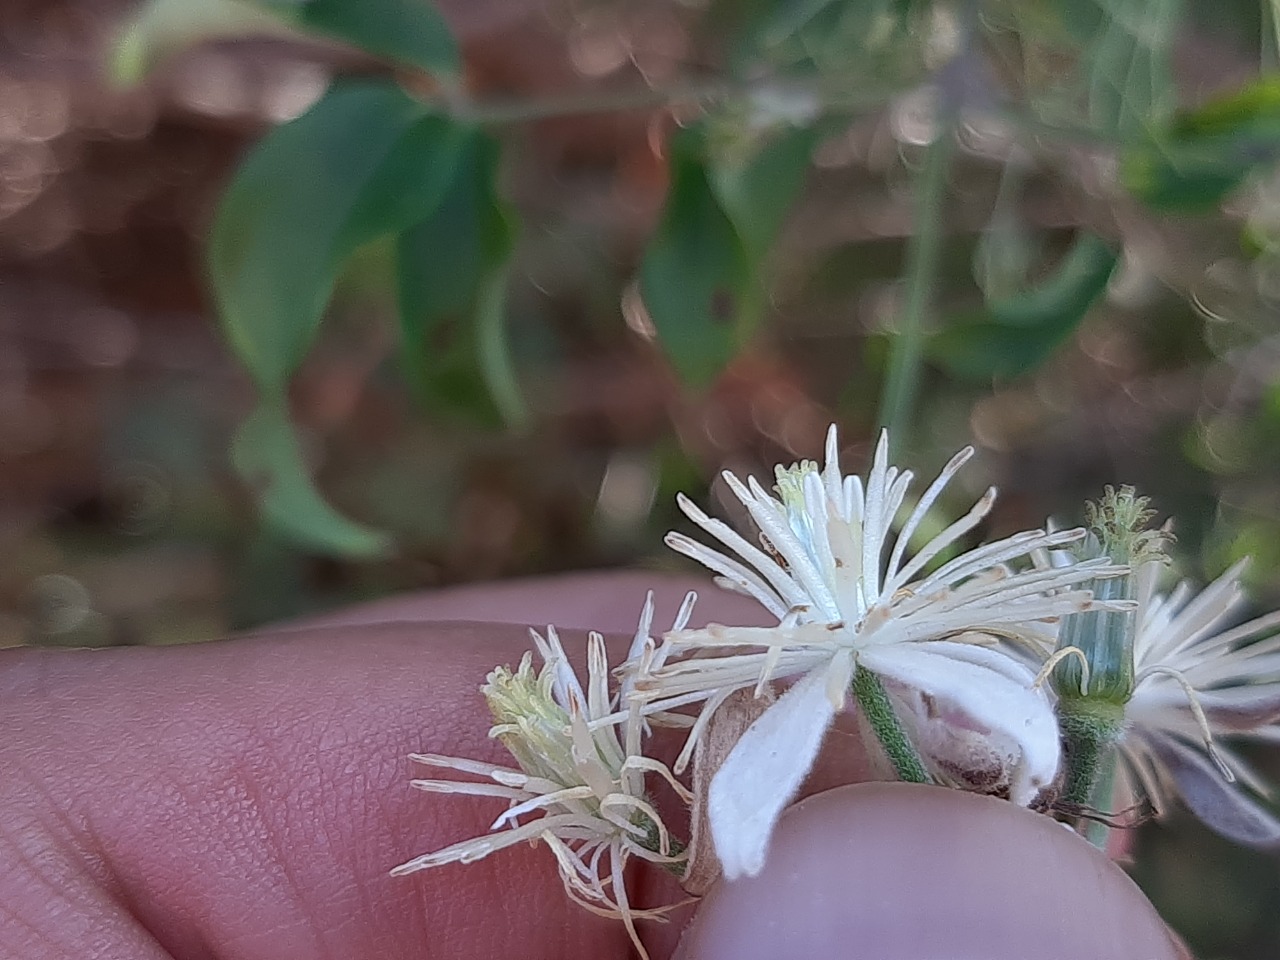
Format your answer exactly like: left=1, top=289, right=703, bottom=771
left=1083, top=747, right=1119, bottom=851
left=853, top=666, right=930, bottom=784
left=431, top=79, right=1117, bottom=147
left=1265, top=0, right=1280, bottom=73
left=876, top=111, right=954, bottom=450
left=447, top=80, right=731, bottom=125
left=440, top=77, right=895, bottom=127
left=1056, top=698, right=1125, bottom=849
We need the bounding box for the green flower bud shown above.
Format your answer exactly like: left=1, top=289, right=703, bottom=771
left=1051, top=486, right=1171, bottom=706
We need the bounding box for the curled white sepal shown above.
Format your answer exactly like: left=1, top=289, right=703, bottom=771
left=707, top=666, right=842, bottom=880
left=859, top=641, right=1061, bottom=806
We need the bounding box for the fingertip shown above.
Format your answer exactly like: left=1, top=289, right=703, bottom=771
left=676, top=783, right=1183, bottom=960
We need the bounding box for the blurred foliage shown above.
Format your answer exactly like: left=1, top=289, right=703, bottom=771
left=1, top=0, right=1280, bottom=953
left=116, top=0, right=1280, bottom=554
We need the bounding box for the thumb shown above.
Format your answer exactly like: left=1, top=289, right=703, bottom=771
left=674, top=783, right=1186, bottom=960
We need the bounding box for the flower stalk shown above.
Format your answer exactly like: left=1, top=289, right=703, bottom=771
left=853, top=665, right=931, bottom=784
left=1056, top=697, right=1125, bottom=809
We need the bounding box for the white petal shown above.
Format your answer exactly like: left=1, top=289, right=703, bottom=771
left=885, top=444, right=973, bottom=587
left=708, top=667, right=837, bottom=879
left=1198, top=687, right=1280, bottom=732
left=859, top=642, right=1060, bottom=805
left=1154, top=737, right=1280, bottom=848
left=914, top=640, right=1039, bottom=686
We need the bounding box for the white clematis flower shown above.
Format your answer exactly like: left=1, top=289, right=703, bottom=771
left=649, top=426, right=1130, bottom=878
left=1117, top=558, right=1280, bottom=846
left=392, top=603, right=694, bottom=958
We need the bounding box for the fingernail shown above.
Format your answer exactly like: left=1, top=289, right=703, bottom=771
left=676, top=783, right=1182, bottom=960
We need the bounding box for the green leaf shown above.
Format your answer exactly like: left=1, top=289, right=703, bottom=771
left=396, top=133, right=525, bottom=427
left=475, top=265, right=526, bottom=429
left=1122, top=76, right=1280, bottom=213
left=111, top=0, right=295, bottom=85
left=255, top=0, right=460, bottom=77
left=210, top=80, right=469, bottom=393
left=1047, top=0, right=1180, bottom=140
left=929, top=232, right=1117, bottom=381
left=973, top=163, right=1041, bottom=302
left=231, top=401, right=392, bottom=557
left=709, top=126, right=818, bottom=262
left=720, top=0, right=920, bottom=80
left=987, top=231, right=1118, bottom=328
left=639, top=130, right=751, bottom=386
left=111, top=0, right=459, bottom=83
left=638, top=122, right=816, bottom=387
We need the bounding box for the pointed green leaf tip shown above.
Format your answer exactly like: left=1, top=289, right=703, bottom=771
left=231, top=402, right=393, bottom=558
left=929, top=232, right=1117, bottom=383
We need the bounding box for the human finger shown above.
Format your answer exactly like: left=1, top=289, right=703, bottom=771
left=674, top=782, right=1185, bottom=960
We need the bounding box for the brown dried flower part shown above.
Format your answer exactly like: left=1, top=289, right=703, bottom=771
left=682, top=686, right=775, bottom=896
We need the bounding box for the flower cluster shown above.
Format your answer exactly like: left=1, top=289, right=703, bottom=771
left=394, top=426, right=1280, bottom=947
left=391, top=603, right=693, bottom=958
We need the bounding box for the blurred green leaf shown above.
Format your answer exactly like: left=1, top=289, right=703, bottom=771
left=987, top=231, right=1118, bottom=327
left=721, top=0, right=921, bottom=80
left=231, top=401, right=392, bottom=557
left=1048, top=0, right=1179, bottom=139
left=396, top=133, right=524, bottom=427
left=112, top=0, right=459, bottom=83
left=973, top=163, right=1041, bottom=302
left=210, top=81, right=469, bottom=393
left=254, top=0, right=460, bottom=77
left=111, top=0, right=294, bottom=85
left=640, top=124, right=816, bottom=386
left=639, top=130, right=751, bottom=386
left=709, top=126, right=818, bottom=261
left=929, top=232, right=1117, bottom=380
left=475, top=266, right=526, bottom=429
left=1122, top=76, right=1280, bottom=213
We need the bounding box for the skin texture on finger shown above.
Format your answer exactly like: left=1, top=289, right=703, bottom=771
left=677, top=782, right=1185, bottom=960
left=1, top=621, right=627, bottom=960
left=0, top=574, right=763, bottom=960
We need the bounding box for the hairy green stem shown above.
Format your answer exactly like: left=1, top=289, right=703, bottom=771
left=1057, top=698, right=1125, bottom=809
left=876, top=114, right=954, bottom=450
left=853, top=666, right=930, bottom=784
